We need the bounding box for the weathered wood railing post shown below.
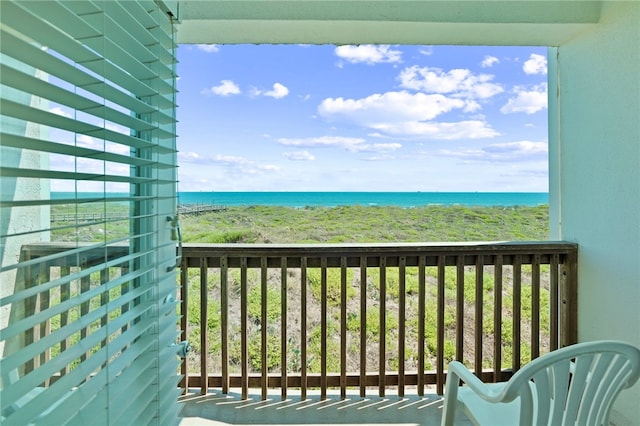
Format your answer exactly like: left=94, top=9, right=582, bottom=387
left=560, top=249, right=579, bottom=347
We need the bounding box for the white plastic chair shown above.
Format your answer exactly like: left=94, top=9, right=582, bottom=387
left=441, top=340, right=640, bottom=426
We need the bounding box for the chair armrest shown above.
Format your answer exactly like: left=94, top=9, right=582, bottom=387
left=446, top=361, right=504, bottom=403
left=442, top=361, right=507, bottom=426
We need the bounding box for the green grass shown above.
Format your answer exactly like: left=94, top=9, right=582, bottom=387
left=179, top=204, right=549, bottom=244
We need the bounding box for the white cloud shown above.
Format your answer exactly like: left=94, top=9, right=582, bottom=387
left=202, top=80, right=241, bottom=96
left=104, top=142, right=130, bottom=155
left=49, top=106, right=72, bottom=117
left=334, top=45, right=402, bottom=65
left=523, top=53, right=547, bottom=75
left=214, top=154, right=250, bottom=164
left=251, top=83, right=290, bottom=99
left=178, top=151, right=280, bottom=175
left=264, top=83, right=289, bottom=99
left=278, top=136, right=365, bottom=150
left=283, top=151, right=316, bottom=161
left=349, top=142, right=402, bottom=153
left=362, top=155, right=396, bottom=161
left=212, top=154, right=280, bottom=175
left=318, top=91, right=465, bottom=124
left=196, top=44, right=219, bottom=53
left=481, top=55, right=500, bottom=68
left=278, top=136, right=401, bottom=154
left=398, top=66, right=503, bottom=99
left=257, top=164, right=280, bottom=172
left=484, top=141, right=548, bottom=158
left=370, top=120, right=499, bottom=140
left=463, top=100, right=482, bottom=113
left=317, top=91, right=499, bottom=139
left=76, top=134, right=98, bottom=148
left=419, top=46, right=434, bottom=56
left=437, top=140, right=547, bottom=162
left=500, top=83, right=548, bottom=114
left=178, top=151, right=204, bottom=162
left=105, top=121, right=129, bottom=135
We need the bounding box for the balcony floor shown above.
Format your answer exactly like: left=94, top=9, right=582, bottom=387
left=178, top=388, right=473, bottom=426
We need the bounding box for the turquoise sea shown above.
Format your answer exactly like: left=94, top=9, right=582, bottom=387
left=178, top=192, right=548, bottom=207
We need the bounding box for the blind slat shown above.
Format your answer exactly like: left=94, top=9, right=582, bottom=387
left=0, top=98, right=158, bottom=150
left=0, top=195, right=164, bottom=209
left=0, top=167, right=165, bottom=185
left=1, top=263, right=154, bottom=342
left=1, top=280, right=156, bottom=376
left=1, top=310, right=156, bottom=413
left=5, top=321, right=157, bottom=424
left=42, top=333, right=157, bottom=426
left=0, top=133, right=159, bottom=168
left=1, top=63, right=161, bottom=133
left=0, top=27, right=174, bottom=118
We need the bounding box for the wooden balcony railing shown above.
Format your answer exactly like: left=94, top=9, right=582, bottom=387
left=16, top=241, right=578, bottom=400
left=178, top=242, right=577, bottom=399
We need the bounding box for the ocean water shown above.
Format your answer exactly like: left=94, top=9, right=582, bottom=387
left=178, top=192, right=548, bottom=207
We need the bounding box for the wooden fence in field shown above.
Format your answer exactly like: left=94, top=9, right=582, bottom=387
left=50, top=203, right=226, bottom=222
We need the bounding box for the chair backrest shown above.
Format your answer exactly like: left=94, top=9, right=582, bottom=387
left=499, top=341, right=640, bottom=426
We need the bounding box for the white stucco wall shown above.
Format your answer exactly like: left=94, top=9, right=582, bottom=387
left=550, top=2, right=640, bottom=423
left=0, top=67, right=50, bottom=359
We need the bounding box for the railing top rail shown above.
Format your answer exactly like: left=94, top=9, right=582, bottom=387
left=177, top=242, right=577, bottom=268
left=22, top=241, right=577, bottom=261
left=180, top=241, right=578, bottom=256
left=19, top=242, right=129, bottom=267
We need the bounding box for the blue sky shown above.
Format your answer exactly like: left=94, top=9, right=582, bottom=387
left=177, top=44, right=548, bottom=192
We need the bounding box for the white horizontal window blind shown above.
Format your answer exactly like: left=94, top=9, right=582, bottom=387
left=0, top=1, right=181, bottom=425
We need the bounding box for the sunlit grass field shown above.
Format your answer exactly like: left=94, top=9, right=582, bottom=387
left=178, top=205, right=550, bottom=375
left=180, top=204, right=549, bottom=244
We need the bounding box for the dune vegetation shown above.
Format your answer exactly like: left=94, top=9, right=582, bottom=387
left=180, top=204, right=549, bottom=244
left=179, top=205, right=550, bottom=377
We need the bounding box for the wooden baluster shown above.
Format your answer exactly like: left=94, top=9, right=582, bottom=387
left=474, top=255, right=484, bottom=378
left=100, top=269, right=109, bottom=353
left=120, top=262, right=130, bottom=336
left=60, top=266, right=70, bottom=376
left=280, top=257, right=287, bottom=400
left=23, top=255, right=37, bottom=375
left=39, top=261, right=51, bottom=385
left=398, top=256, right=406, bottom=397
left=200, top=257, right=208, bottom=395
left=359, top=256, right=367, bottom=398
left=436, top=256, right=445, bottom=395
left=300, top=257, right=307, bottom=400
left=493, top=255, right=503, bottom=382
left=560, top=250, right=578, bottom=347
left=240, top=257, right=248, bottom=399
left=531, top=254, right=541, bottom=359
left=455, top=257, right=464, bottom=363
left=260, top=257, right=268, bottom=401
left=180, top=258, right=189, bottom=393
left=417, top=256, right=426, bottom=396
left=320, top=257, right=327, bottom=400
left=513, top=255, right=522, bottom=372
left=340, top=256, right=347, bottom=399
left=80, top=258, right=90, bottom=365
left=378, top=256, right=386, bottom=397
left=550, top=254, right=559, bottom=351
left=220, top=256, right=229, bottom=394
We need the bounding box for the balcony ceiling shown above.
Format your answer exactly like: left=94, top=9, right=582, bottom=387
left=176, top=0, right=603, bottom=45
